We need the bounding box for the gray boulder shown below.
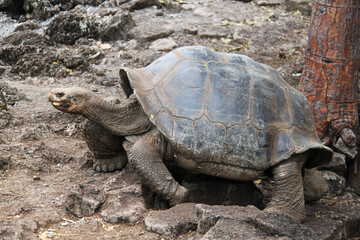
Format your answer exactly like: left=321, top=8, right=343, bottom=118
left=0, top=0, right=12, bottom=9
left=121, top=0, right=160, bottom=11
left=97, top=12, right=135, bottom=41
left=0, top=0, right=23, bottom=16
left=196, top=204, right=261, bottom=234
left=23, top=0, right=106, bottom=20
left=149, top=38, right=178, bottom=51
left=254, top=0, right=283, bottom=6
left=200, top=218, right=270, bottom=240
left=305, top=198, right=360, bottom=239
left=0, top=220, right=38, bottom=240
left=322, top=171, right=346, bottom=196
left=234, top=0, right=252, bottom=3
left=196, top=204, right=316, bottom=239
left=65, top=184, right=106, bottom=217
left=334, top=137, right=357, bottom=159
left=100, top=195, right=147, bottom=223
left=284, top=0, right=312, bottom=16
left=23, top=0, right=60, bottom=20
left=100, top=170, right=148, bottom=223
left=45, top=7, right=97, bottom=45
left=144, top=203, right=197, bottom=239
left=319, top=152, right=347, bottom=176
left=130, top=19, right=174, bottom=42
left=3, top=30, right=50, bottom=47
left=197, top=25, right=230, bottom=39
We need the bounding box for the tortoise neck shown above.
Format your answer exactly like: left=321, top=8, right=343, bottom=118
left=82, top=95, right=152, bottom=136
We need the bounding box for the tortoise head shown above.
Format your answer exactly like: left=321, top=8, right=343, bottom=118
left=49, top=87, right=92, bottom=114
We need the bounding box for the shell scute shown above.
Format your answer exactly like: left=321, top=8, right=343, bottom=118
left=156, top=60, right=207, bottom=120
left=223, top=122, right=272, bottom=171
left=176, top=46, right=225, bottom=62
left=141, top=51, right=182, bottom=91
left=273, top=131, right=294, bottom=165
left=205, top=62, right=251, bottom=126
left=172, top=118, right=195, bottom=157
left=251, top=68, right=291, bottom=130
left=192, top=117, right=226, bottom=160
left=226, top=53, right=267, bottom=72
left=288, top=89, right=316, bottom=132
left=154, top=110, right=174, bottom=138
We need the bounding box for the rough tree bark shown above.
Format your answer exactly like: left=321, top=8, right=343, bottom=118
left=299, top=0, right=360, bottom=147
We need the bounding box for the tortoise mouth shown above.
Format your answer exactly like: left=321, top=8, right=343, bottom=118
left=48, top=91, right=75, bottom=111
left=51, top=100, right=72, bottom=109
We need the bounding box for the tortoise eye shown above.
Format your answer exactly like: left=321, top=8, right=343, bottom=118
left=56, top=93, right=65, bottom=98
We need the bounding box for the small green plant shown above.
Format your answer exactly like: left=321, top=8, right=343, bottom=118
left=79, top=20, right=88, bottom=33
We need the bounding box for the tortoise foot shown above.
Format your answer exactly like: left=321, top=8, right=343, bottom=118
left=264, top=206, right=305, bottom=223
left=93, top=154, right=127, bottom=173
left=267, top=154, right=307, bottom=223
left=303, top=168, right=327, bottom=202
left=169, top=185, right=189, bottom=207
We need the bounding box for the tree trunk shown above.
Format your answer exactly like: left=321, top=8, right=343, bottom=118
left=299, top=0, right=360, bottom=147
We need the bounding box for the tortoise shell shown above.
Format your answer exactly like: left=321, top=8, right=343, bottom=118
left=120, top=46, right=332, bottom=178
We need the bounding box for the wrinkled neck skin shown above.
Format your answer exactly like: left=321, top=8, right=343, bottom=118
left=81, top=94, right=152, bottom=136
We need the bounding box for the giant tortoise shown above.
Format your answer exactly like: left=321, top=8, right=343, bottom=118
left=49, top=46, right=333, bottom=222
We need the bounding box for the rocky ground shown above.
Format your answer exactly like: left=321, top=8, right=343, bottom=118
left=0, top=0, right=360, bottom=239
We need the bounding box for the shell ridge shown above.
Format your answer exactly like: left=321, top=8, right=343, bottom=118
left=173, top=49, right=183, bottom=61
left=172, top=114, right=253, bottom=129
left=248, top=67, right=255, bottom=127
left=153, top=108, right=175, bottom=138
left=144, top=58, right=183, bottom=92
left=201, top=64, right=211, bottom=117
left=151, top=90, right=176, bottom=138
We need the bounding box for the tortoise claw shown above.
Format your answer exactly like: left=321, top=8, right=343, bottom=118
left=95, top=165, right=101, bottom=172
left=108, top=164, right=115, bottom=172
left=93, top=154, right=128, bottom=173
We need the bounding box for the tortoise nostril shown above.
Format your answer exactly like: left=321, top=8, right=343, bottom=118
left=56, top=93, right=65, bottom=98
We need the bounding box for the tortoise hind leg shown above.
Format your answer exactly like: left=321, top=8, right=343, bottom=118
left=82, top=120, right=127, bottom=172
left=265, top=153, right=308, bottom=222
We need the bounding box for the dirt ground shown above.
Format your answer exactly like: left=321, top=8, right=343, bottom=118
left=0, top=0, right=359, bottom=239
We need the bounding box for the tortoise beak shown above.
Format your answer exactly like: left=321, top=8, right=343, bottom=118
left=48, top=89, right=73, bottom=110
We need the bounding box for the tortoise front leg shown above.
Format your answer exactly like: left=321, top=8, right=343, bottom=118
left=129, top=131, right=188, bottom=206
left=82, top=120, right=127, bottom=172
left=265, top=153, right=308, bottom=222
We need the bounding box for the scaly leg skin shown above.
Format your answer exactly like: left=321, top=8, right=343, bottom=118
left=265, top=153, right=308, bottom=222
left=129, top=131, right=188, bottom=206
left=82, top=120, right=127, bottom=172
